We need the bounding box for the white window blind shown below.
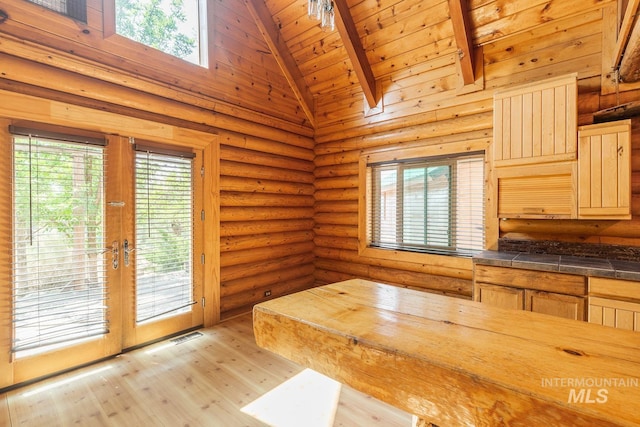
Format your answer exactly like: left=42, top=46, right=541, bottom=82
left=135, top=148, right=195, bottom=324
left=11, top=130, right=107, bottom=355
left=369, top=152, right=485, bottom=257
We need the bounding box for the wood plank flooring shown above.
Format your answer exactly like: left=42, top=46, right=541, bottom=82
left=0, top=313, right=411, bottom=426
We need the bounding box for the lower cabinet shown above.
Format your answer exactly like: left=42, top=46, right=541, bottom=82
left=474, top=265, right=587, bottom=321
left=525, top=290, right=586, bottom=321
left=475, top=283, right=524, bottom=311
left=588, top=277, right=640, bottom=331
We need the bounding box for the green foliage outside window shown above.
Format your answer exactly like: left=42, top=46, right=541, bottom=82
left=115, top=0, right=199, bottom=64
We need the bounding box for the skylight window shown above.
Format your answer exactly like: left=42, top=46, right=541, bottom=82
left=115, top=0, right=207, bottom=66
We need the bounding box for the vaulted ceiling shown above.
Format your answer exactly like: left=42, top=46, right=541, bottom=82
left=232, top=0, right=640, bottom=131
left=244, top=0, right=474, bottom=128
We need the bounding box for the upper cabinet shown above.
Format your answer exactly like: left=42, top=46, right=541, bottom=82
left=578, top=120, right=632, bottom=220
left=493, top=73, right=632, bottom=220
left=493, top=74, right=577, bottom=168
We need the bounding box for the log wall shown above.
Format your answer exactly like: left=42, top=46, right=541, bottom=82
left=313, top=4, right=640, bottom=298
left=218, top=133, right=316, bottom=318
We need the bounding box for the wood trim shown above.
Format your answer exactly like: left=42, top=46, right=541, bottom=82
left=203, top=139, right=221, bottom=327
left=0, top=119, right=14, bottom=388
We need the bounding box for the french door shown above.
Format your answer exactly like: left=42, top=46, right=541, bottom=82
left=2, top=128, right=203, bottom=386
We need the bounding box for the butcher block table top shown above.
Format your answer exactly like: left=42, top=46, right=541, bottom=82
left=252, top=279, right=640, bottom=426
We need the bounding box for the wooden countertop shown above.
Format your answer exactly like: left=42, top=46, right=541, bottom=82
left=253, top=279, right=640, bottom=426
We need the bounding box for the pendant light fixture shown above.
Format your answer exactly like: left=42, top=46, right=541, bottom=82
left=307, top=0, right=335, bottom=31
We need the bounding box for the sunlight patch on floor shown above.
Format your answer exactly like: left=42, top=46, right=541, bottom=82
left=21, top=365, right=113, bottom=397
left=241, top=368, right=342, bottom=427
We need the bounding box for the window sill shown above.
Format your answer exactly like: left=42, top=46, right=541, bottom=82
left=359, top=245, right=474, bottom=271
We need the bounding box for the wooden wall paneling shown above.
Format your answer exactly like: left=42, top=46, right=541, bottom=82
left=472, top=0, right=614, bottom=46
left=221, top=230, right=314, bottom=253
left=0, top=44, right=313, bottom=139
left=220, top=275, right=315, bottom=318
left=315, top=246, right=473, bottom=282
left=220, top=219, right=315, bottom=237
left=219, top=173, right=313, bottom=195
left=483, top=11, right=603, bottom=69
left=221, top=253, right=316, bottom=285
left=0, top=0, right=311, bottom=128
left=218, top=129, right=316, bottom=319
left=219, top=132, right=314, bottom=159
left=313, top=235, right=356, bottom=253
left=314, top=224, right=358, bottom=239
left=221, top=263, right=315, bottom=300
left=220, top=145, right=314, bottom=171
left=220, top=241, right=315, bottom=269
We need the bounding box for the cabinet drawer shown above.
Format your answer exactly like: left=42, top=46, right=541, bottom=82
left=589, top=277, right=640, bottom=301
left=474, top=265, right=586, bottom=295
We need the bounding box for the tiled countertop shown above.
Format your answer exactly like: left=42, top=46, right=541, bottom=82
left=473, top=251, right=640, bottom=282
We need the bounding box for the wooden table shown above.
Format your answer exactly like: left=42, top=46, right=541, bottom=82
left=253, top=279, right=640, bottom=426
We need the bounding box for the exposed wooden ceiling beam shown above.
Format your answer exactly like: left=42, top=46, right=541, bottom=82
left=613, top=0, right=640, bottom=71
left=448, top=0, right=475, bottom=85
left=333, top=0, right=379, bottom=109
left=244, top=0, right=316, bottom=128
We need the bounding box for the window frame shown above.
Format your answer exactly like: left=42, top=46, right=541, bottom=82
left=103, top=0, right=211, bottom=68
left=358, top=138, right=493, bottom=267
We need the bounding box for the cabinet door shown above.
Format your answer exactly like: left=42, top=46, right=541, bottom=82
left=525, top=290, right=585, bottom=321
left=578, top=119, right=631, bottom=219
left=475, top=283, right=524, bottom=310
left=496, top=161, right=577, bottom=219
left=494, top=73, right=577, bottom=167
left=589, top=297, right=640, bottom=331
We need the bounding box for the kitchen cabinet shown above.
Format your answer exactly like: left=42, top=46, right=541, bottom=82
left=474, top=265, right=586, bottom=320
left=496, top=161, right=576, bottom=219
left=525, top=289, right=585, bottom=321
left=578, top=119, right=632, bottom=220
left=493, top=73, right=577, bottom=168
left=589, top=277, right=640, bottom=331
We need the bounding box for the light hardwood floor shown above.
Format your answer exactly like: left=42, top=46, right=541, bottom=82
left=0, top=313, right=411, bottom=426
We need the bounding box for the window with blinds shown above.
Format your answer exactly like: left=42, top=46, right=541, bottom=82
left=11, top=130, right=107, bottom=355
left=27, top=0, right=87, bottom=22
left=368, top=152, right=485, bottom=257
left=134, top=148, right=195, bottom=324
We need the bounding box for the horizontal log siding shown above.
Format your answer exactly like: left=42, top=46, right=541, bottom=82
left=313, top=2, right=640, bottom=296
left=219, top=140, right=316, bottom=319
left=314, top=123, right=488, bottom=298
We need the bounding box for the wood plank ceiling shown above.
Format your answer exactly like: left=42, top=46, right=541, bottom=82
left=241, top=0, right=638, bottom=130
left=245, top=0, right=465, bottom=127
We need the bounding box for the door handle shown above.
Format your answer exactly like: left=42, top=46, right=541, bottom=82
left=111, top=241, right=119, bottom=270
left=123, top=239, right=135, bottom=267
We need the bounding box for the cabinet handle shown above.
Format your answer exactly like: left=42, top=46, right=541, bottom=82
left=522, top=207, right=545, bottom=214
